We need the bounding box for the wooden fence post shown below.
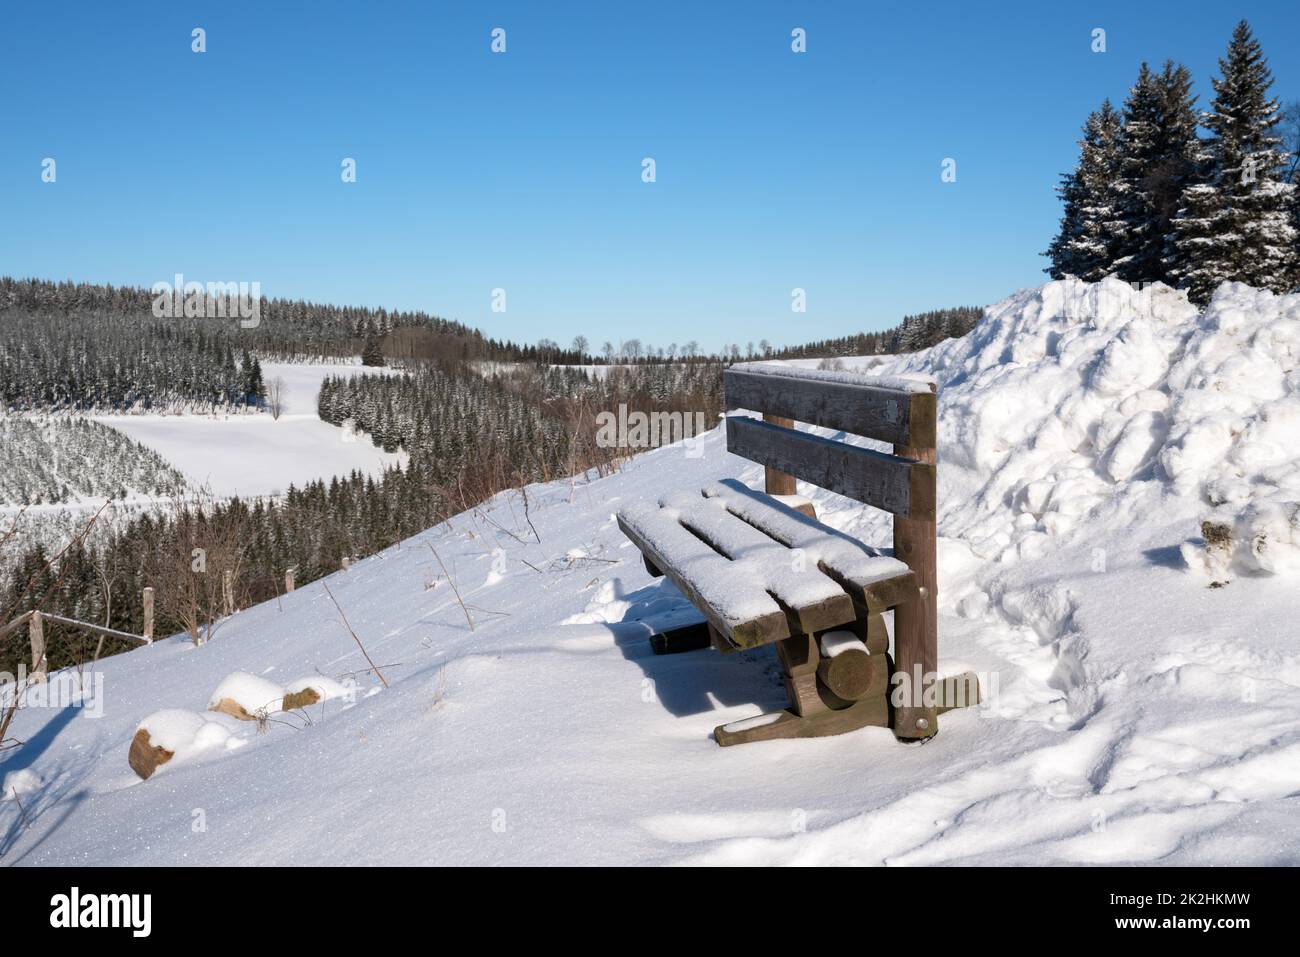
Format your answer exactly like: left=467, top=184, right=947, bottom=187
left=29, top=610, right=47, bottom=683
left=892, top=384, right=939, bottom=739
left=762, top=414, right=798, bottom=496
left=142, top=587, right=154, bottom=642
left=285, top=567, right=295, bottom=593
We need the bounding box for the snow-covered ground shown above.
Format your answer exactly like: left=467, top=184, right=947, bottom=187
left=3, top=279, right=1299, bottom=866
left=94, top=363, right=405, bottom=498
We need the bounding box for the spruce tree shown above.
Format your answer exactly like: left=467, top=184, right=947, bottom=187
left=1110, top=64, right=1160, bottom=281
left=1112, top=62, right=1203, bottom=285
left=1169, top=20, right=1297, bottom=303
left=1044, top=100, right=1124, bottom=281
left=361, top=332, right=385, bottom=367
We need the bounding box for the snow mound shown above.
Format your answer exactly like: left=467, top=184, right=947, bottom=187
left=284, top=675, right=353, bottom=704
left=137, top=709, right=233, bottom=759
left=2, top=768, right=43, bottom=798
left=885, top=277, right=1300, bottom=575
left=207, top=672, right=286, bottom=717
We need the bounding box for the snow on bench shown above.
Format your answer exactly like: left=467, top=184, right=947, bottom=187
left=658, top=490, right=855, bottom=635
left=732, top=361, right=936, bottom=395
left=616, top=500, right=791, bottom=647
left=701, top=479, right=915, bottom=610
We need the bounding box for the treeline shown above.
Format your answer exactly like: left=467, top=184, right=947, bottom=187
left=1, top=360, right=728, bottom=673
left=0, top=277, right=527, bottom=412
left=771, top=306, right=984, bottom=359
left=0, top=418, right=187, bottom=505
left=1045, top=20, right=1299, bottom=303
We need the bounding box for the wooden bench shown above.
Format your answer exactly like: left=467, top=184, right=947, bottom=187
left=618, top=362, right=978, bottom=746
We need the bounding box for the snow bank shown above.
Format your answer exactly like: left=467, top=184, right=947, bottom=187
left=885, top=277, right=1300, bottom=577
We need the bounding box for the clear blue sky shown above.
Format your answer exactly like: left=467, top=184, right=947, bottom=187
left=3, top=1, right=1297, bottom=351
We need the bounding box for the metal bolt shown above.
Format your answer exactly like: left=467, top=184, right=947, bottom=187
left=916, top=717, right=930, bottom=731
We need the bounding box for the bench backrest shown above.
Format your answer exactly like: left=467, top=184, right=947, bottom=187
left=723, top=363, right=936, bottom=520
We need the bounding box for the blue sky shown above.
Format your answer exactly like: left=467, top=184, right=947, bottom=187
left=3, top=1, right=1297, bottom=350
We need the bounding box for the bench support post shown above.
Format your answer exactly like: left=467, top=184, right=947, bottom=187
left=762, top=414, right=798, bottom=496
left=892, top=387, right=939, bottom=739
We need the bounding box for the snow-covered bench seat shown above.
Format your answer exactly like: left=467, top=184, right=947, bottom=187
left=618, top=362, right=977, bottom=746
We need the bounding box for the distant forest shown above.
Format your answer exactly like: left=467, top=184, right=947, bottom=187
left=1, top=357, right=730, bottom=674
left=771, top=306, right=984, bottom=360
left=0, top=277, right=527, bottom=412
left=2, top=276, right=983, bottom=415
left=1, top=274, right=982, bottom=673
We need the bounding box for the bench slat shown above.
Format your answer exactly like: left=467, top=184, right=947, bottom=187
left=702, top=479, right=918, bottom=610
left=726, top=366, right=924, bottom=446
left=658, top=492, right=856, bottom=635
left=617, top=502, right=790, bottom=648
left=725, top=416, right=935, bottom=519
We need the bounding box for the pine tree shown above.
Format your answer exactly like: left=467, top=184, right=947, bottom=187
left=251, top=356, right=266, bottom=403
left=1169, top=21, right=1297, bottom=303
left=361, top=332, right=385, bottom=367
left=1044, top=101, right=1124, bottom=281
left=1111, top=62, right=1203, bottom=285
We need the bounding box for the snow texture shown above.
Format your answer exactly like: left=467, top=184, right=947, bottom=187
left=734, top=361, right=935, bottom=394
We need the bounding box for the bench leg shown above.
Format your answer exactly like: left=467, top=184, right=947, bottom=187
left=774, top=634, right=828, bottom=718
left=715, top=694, right=889, bottom=746
left=713, top=631, right=890, bottom=746
left=648, top=621, right=711, bottom=655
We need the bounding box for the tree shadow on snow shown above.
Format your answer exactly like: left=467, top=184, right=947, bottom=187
left=0, top=705, right=82, bottom=859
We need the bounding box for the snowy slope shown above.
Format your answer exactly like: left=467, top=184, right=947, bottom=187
left=4, top=279, right=1300, bottom=866
left=95, top=363, right=405, bottom=498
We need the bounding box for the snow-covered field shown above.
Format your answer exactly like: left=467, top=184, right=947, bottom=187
left=94, top=363, right=405, bottom=498
left=3, top=278, right=1300, bottom=866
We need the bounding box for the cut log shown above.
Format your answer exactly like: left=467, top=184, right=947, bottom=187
left=128, top=727, right=174, bottom=780
left=281, top=686, right=322, bottom=711
left=815, top=632, right=883, bottom=701
left=210, top=697, right=258, bottom=721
